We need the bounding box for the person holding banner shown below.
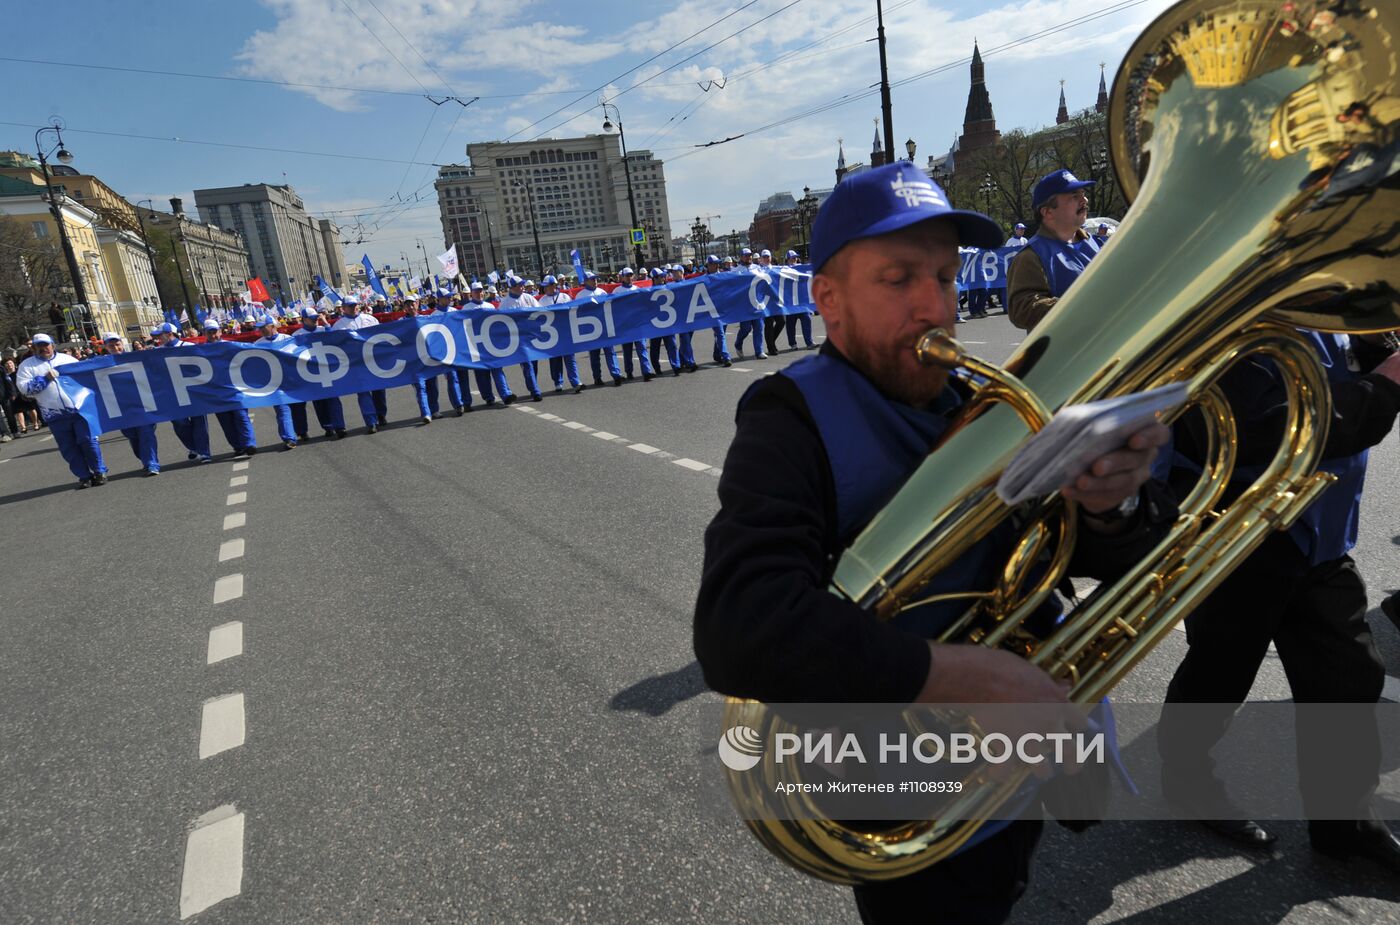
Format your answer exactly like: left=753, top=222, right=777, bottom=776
left=646, top=268, right=684, bottom=377
left=331, top=295, right=389, bottom=433
left=614, top=269, right=658, bottom=381
left=413, top=293, right=466, bottom=422
left=732, top=249, right=769, bottom=359
left=102, top=333, right=161, bottom=474
left=461, top=282, right=517, bottom=406
left=782, top=250, right=817, bottom=351
left=15, top=333, right=108, bottom=488
left=704, top=256, right=734, bottom=368
left=294, top=306, right=348, bottom=439
left=254, top=317, right=308, bottom=449
left=577, top=272, right=626, bottom=388
left=1007, top=169, right=1102, bottom=331
left=538, top=276, right=585, bottom=393
left=670, top=265, right=700, bottom=373
left=202, top=321, right=258, bottom=458
left=151, top=322, right=213, bottom=463
left=498, top=277, right=545, bottom=402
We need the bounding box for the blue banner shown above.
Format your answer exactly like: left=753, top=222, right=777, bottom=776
left=361, top=255, right=388, bottom=300
left=59, top=268, right=816, bottom=433
left=958, top=245, right=1025, bottom=291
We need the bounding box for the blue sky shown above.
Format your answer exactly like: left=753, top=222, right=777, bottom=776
left=6, top=0, right=1173, bottom=265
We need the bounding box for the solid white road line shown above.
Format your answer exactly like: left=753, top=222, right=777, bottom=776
left=218, top=539, right=245, bottom=562
left=226, top=492, right=247, bottom=506
left=229, top=475, right=248, bottom=488
left=199, top=693, right=246, bottom=759
left=207, top=622, right=243, bottom=665
left=231, top=461, right=249, bottom=472
left=223, top=513, right=245, bottom=530
left=672, top=458, right=712, bottom=472
left=628, top=443, right=660, bottom=455
left=179, top=805, right=244, bottom=919
left=212, top=574, right=244, bottom=605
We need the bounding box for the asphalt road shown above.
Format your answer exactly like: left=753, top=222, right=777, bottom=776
left=2, top=315, right=1400, bottom=923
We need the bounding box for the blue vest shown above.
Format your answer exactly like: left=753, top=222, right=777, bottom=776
left=1241, top=332, right=1367, bottom=565
left=1027, top=233, right=1100, bottom=298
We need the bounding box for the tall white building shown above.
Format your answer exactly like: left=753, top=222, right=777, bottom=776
left=437, top=133, right=673, bottom=281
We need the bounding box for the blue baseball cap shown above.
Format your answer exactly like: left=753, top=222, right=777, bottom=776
left=810, top=161, right=1001, bottom=273
left=203, top=319, right=220, bottom=331
left=300, top=307, right=319, bottom=319
left=541, top=275, right=557, bottom=286
left=101, top=331, right=122, bottom=342
left=740, top=247, right=752, bottom=257
left=152, top=322, right=178, bottom=336
left=619, top=266, right=634, bottom=276
left=257, top=315, right=276, bottom=327
left=786, top=249, right=799, bottom=258
left=469, top=280, right=483, bottom=290
left=1031, top=168, right=1095, bottom=210
left=32, top=332, right=54, bottom=345
left=583, top=270, right=597, bottom=280
left=705, top=255, right=720, bottom=264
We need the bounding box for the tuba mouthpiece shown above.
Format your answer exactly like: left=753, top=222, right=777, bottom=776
left=915, top=328, right=965, bottom=368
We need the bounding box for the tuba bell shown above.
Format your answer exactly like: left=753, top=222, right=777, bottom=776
left=723, top=0, right=1400, bottom=884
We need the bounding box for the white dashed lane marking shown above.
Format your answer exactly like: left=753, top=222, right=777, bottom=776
left=213, top=574, right=244, bottom=604
left=628, top=443, right=660, bottom=455
left=226, top=492, right=246, bottom=506
left=198, top=693, right=245, bottom=759
left=231, top=461, right=249, bottom=472
left=207, top=622, right=243, bottom=665
left=229, top=476, right=248, bottom=488
left=218, top=539, right=244, bottom=562
left=672, top=458, right=712, bottom=472
left=730, top=367, right=753, bottom=372
left=562, top=421, right=587, bottom=430
left=513, top=406, right=721, bottom=477
left=179, top=805, right=244, bottom=919
left=223, top=513, right=245, bottom=530
left=592, top=431, right=619, bottom=441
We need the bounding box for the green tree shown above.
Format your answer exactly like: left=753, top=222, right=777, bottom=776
left=142, top=223, right=199, bottom=311
left=0, top=217, right=69, bottom=347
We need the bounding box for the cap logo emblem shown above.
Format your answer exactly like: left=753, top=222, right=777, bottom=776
left=890, top=175, right=944, bottom=208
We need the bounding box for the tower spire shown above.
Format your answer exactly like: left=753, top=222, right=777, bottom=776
left=1056, top=79, right=1070, bottom=124
left=1095, top=63, right=1108, bottom=114
left=958, top=39, right=1000, bottom=155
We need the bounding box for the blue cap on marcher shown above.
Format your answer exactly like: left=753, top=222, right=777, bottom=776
left=650, top=267, right=664, bottom=277
left=760, top=249, right=772, bottom=257
left=101, top=331, right=121, bottom=342
left=810, top=161, right=1002, bottom=273
left=32, top=332, right=54, bottom=345
left=152, top=322, right=178, bottom=336
left=1031, top=168, right=1096, bottom=211
left=740, top=247, right=752, bottom=257
left=203, top=319, right=220, bottom=331
left=705, top=255, right=720, bottom=264
left=619, top=266, right=634, bottom=276
left=541, top=275, right=557, bottom=286
left=469, top=280, right=483, bottom=290
left=300, top=307, right=319, bottom=319
left=584, top=270, right=597, bottom=280
left=257, top=315, right=276, bottom=326
left=786, top=249, right=799, bottom=258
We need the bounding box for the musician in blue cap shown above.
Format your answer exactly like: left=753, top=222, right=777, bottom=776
left=151, top=321, right=213, bottom=462
left=694, top=161, right=1172, bottom=924
left=1006, top=168, right=1102, bottom=331
left=295, top=307, right=347, bottom=438
left=15, top=332, right=108, bottom=487
left=202, top=320, right=258, bottom=457
left=101, top=332, right=161, bottom=474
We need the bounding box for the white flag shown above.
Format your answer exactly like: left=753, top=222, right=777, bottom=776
left=408, top=276, right=421, bottom=294
left=436, top=244, right=458, bottom=277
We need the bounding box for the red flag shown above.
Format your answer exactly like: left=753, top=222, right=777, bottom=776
left=247, top=278, right=272, bottom=302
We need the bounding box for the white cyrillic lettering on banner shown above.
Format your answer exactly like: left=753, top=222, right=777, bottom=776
left=167, top=356, right=214, bottom=407
left=364, top=332, right=406, bottom=377
left=749, top=273, right=769, bottom=312
left=414, top=324, right=455, bottom=368
left=569, top=308, right=604, bottom=345
left=297, top=343, right=351, bottom=388
left=685, top=285, right=721, bottom=324
left=94, top=363, right=157, bottom=417
left=477, top=315, right=519, bottom=358
left=651, top=289, right=676, bottom=330
left=229, top=350, right=282, bottom=397
left=528, top=312, right=560, bottom=351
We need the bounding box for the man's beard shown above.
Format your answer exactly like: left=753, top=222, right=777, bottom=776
left=841, top=316, right=948, bottom=407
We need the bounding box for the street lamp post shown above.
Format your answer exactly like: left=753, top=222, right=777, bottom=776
left=795, top=186, right=819, bottom=260
left=979, top=173, right=997, bottom=217
left=415, top=238, right=433, bottom=280
left=132, top=199, right=168, bottom=314
left=34, top=121, right=90, bottom=335
left=601, top=100, right=645, bottom=269
left=905, top=138, right=917, bottom=162
left=511, top=177, right=546, bottom=280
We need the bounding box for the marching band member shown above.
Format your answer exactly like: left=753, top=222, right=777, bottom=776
left=16, top=332, right=108, bottom=488
left=1007, top=169, right=1102, bottom=331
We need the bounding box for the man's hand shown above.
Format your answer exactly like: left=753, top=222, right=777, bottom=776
left=1061, top=422, right=1170, bottom=515
left=1370, top=350, right=1400, bottom=387
left=46, top=369, right=58, bottom=381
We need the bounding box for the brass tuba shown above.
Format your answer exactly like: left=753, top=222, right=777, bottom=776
left=723, top=0, right=1400, bottom=884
